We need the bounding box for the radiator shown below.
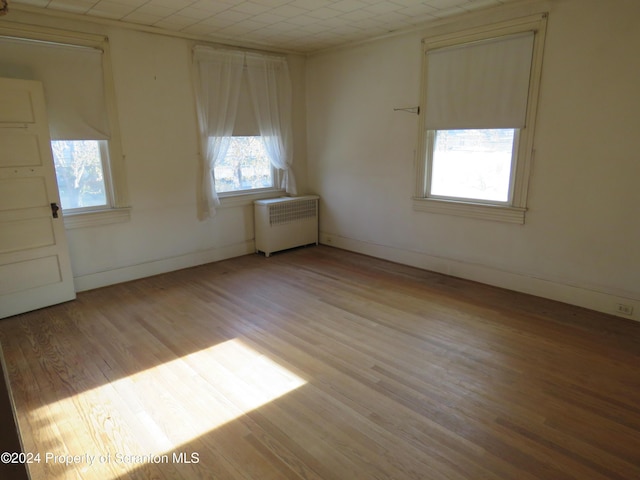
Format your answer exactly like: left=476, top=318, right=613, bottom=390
left=254, top=195, right=319, bottom=257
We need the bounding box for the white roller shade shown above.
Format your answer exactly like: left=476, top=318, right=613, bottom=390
left=0, top=36, right=110, bottom=140
left=233, top=72, right=259, bottom=137
left=425, top=32, right=535, bottom=130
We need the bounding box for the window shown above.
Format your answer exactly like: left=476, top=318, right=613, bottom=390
left=415, top=14, right=548, bottom=224
left=212, top=70, right=279, bottom=195
left=193, top=47, right=295, bottom=219
left=429, top=128, right=517, bottom=203
left=214, top=137, right=274, bottom=194
left=51, top=140, right=111, bottom=210
left=0, top=25, right=129, bottom=226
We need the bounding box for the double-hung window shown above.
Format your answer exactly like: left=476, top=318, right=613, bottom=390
left=414, top=14, right=547, bottom=224
left=214, top=71, right=276, bottom=195
left=0, top=26, right=129, bottom=227
left=193, top=47, right=296, bottom=219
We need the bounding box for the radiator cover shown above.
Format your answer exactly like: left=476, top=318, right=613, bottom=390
left=254, top=195, right=319, bottom=257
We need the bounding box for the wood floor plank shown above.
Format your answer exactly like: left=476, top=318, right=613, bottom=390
left=0, top=245, right=639, bottom=480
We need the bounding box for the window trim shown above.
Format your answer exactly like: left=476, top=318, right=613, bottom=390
left=217, top=182, right=286, bottom=207
left=0, top=23, right=130, bottom=227
left=217, top=179, right=284, bottom=199
left=414, top=13, right=548, bottom=224
left=217, top=187, right=286, bottom=209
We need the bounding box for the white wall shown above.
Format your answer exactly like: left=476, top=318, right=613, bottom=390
left=0, top=11, right=308, bottom=291
left=306, top=0, right=640, bottom=320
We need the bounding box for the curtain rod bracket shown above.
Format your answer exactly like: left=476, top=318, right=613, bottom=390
left=393, top=106, right=420, bottom=115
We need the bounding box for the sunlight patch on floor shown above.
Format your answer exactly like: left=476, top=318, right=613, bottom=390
left=28, top=338, right=306, bottom=479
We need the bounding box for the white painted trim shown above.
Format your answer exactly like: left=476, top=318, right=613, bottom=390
left=218, top=190, right=287, bottom=208
left=0, top=22, right=107, bottom=47
left=412, top=198, right=526, bottom=224
left=63, top=207, right=131, bottom=229
left=73, top=240, right=254, bottom=292
left=319, top=232, right=640, bottom=323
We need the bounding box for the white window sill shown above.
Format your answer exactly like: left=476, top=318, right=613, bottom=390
left=63, top=207, right=131, bottom=229
left=218, top=189, right=286, bottom=208
left=412, top=197, right=526, bottom=224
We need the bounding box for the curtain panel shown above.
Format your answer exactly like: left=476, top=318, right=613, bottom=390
left=193, top=47, right=296, bottom=219
left=245, top=53, right=297, bottom=195
left=193, top=47, right=244, bottom=219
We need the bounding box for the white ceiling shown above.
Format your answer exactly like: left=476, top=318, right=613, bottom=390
left=10, top=0, right=518, bottom=53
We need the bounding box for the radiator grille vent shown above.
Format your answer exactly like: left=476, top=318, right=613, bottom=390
left=269, top=199, right=317, bottom=226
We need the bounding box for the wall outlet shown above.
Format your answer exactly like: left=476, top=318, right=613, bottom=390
left=615, top=304, right=634, bottom=316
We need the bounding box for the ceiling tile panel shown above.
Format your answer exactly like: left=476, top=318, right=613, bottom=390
left=189, top=0, right=235, bottom=14
left=230, top=1, right=274, bottom=15
left=122, top=11, right=166, bottom=24
left=153, top=14, right=200, bottom=28
left=305, top=7, right=341, bottom=19
left=330, top=0, right=370, bottom=13
left=8, top=0, right=521, bottom=53
left=250, top=0, right=290, bottom=6
left=268, top=4, right=309, bottom=18
left=48, top=0, right=94, bottom=14
left=423, top=0, right=470, bottom=9
left=88, top=1, right=135, bottom=15
left=289, top=0, right=333, bottom=9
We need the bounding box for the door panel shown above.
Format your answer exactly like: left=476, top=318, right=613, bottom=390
left=0, top=78, right=75, bottom=319
left=0, top=256, right=62, bottom=296
left=0, top=218, right=55, bottom=254
left=0, top=132, right=42, bottom=167
left=0, top=177, right=49, bottom=210
left=0, top=89, right=35, bottom=123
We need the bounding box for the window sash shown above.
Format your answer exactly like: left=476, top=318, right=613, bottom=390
left=53, top=140, right=115, bottom=213
left=425, top=129, right=520, bottom=205
left=214, top=136, right=277, bottom=194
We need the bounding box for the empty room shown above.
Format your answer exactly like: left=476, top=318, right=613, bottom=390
left=0, top=0, right=639, bottom=479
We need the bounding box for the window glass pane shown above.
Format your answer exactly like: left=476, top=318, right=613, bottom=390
left=215, top=136, right=274, bottom=193
left=430, top=129, right=515, bottom=202
left=51, top=140, right=107, bottom=210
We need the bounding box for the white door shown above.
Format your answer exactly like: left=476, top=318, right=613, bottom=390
left=0, top=77, right=75, bottom=319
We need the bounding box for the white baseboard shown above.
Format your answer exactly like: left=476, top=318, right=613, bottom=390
left=73, top=240, right=255, bottom=292
left=320, top=232, right=639, bottom=323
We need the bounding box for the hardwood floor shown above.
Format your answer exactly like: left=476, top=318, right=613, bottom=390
left=0, top=245, right=639, bottom=480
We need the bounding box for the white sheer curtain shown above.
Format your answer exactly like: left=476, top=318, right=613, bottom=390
left=193, top=47, right=244, bottom=219
left=245, top=53, right=297, bottom=195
